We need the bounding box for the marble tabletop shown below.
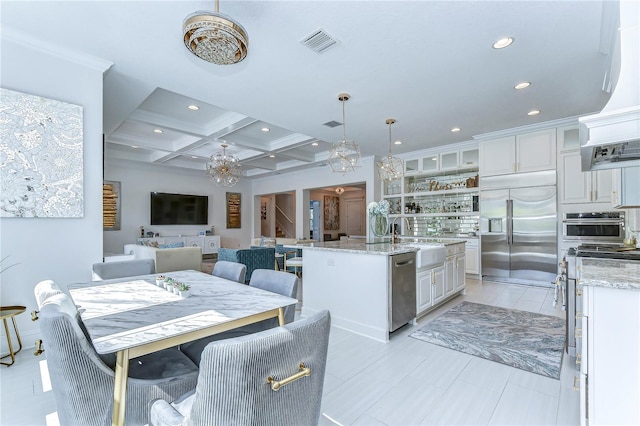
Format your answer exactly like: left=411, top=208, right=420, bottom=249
left=579, top=258, right=640, bottom=291
left=68, top=270, right=298, bottom=354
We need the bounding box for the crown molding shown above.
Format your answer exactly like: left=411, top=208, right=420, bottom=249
left=473, top=115, right=583, bottom=141
left=2, top=27, right=113, bottom=73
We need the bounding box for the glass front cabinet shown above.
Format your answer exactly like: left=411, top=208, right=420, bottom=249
left=386, top=143, right=480, bottom=238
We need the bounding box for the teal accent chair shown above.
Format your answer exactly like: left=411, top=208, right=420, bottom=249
left=217, top=247, right=275, bottom=284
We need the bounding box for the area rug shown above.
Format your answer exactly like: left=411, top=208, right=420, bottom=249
left=410, top=302, right=565, bottom=379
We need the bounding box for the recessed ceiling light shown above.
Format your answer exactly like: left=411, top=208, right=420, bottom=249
left=527, top=109, right=541, bottom=116
left=187, top=105, right=199, bottom=111
left=394, top=140, right=402, bottom=145
left=153, top=129, right=163, bottom=134
left=311, top=142, right=319, bottom=146
left=514, top=81, right=531, bottom=90
left=131, top=145, right=138, bottom=149
left=451, top=127, right=461, bottom=133
left=269, top=154, right=275, bottom=158
left=493, top=37, right=514, bottom=49
left=191, top=156, right=197, bottom=159
left=261, top=127, right=270, bottom=132
left=431, top=157, right=437, bottom=161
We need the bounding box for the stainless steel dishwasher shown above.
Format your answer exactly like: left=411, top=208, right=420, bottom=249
left=389, top=252, right=417, bottom=332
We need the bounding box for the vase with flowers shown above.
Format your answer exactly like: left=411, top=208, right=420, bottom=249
left=368, top=200, right=390, bottom=238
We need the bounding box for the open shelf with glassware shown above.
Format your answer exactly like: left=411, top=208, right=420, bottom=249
left=381, top=166, right=480, bottom=237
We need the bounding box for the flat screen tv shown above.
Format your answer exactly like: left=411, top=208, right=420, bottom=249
left=150, top=192, right=208, bottom=225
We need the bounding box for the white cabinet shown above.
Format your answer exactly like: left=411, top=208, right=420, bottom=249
left=417, top=270, right=432, bottom=313
left=444, top=243, right=466, bottom=296
left=560, top=151, right=612, bottom=204
left=431, top=265, right=446, bottom=306
left=444, top=256, right=455, bottom=296
left=184, top=236, right=203, bottom=249
left=465, top=239, right=479, bottom=275
left=136, top=235, right=220, bottom=254
left=455, top=254, right=466, bottom=291
left=480, top=129, right=556, bottom=176
left=417, top=263, right=446, bottom=316
left=440, top=151, right=459, bottom=170
left=404, top=144, right=478, bottom=174
left=480, top=136, right=516, bottom=176
left=611, top=166, right=640, bottom=208
left=203, top=235, right=221, bottom=254
left=440, top=147, right=479, bottom=171
left=579, top=285, right=640, bottom=425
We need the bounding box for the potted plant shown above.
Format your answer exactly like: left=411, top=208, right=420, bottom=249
left=177, top=283, right=191, bottom=298
left=163, top=277, right=174, bottom=290
left=155, top=275, right=165, bottom=286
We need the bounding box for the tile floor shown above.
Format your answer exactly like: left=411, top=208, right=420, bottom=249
left=0, top=278, right=579, bottom=426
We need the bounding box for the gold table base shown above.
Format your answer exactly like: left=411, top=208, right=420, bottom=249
left=0, top=306, right=26, bottom=367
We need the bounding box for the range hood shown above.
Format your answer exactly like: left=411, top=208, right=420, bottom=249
left=580, top=0, right=640, bottom=171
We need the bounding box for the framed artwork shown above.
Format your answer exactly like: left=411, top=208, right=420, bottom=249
left=324, top=195, right=340, bottom=230
left=226, top=192, right=241, bottom=228
left=0, top=88, right=84, bottom=217
left=103, top=181, right=121, bottom=230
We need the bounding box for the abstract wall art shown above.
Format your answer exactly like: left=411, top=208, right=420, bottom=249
left=0, top=88, right=84, bottom=218
left=324, top=195, right=340, bottom=230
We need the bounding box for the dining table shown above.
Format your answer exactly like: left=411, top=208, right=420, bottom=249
left=67, top=269, right=298, bottom=426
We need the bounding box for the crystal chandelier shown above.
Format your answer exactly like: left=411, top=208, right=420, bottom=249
left=183, top=0, right=249, bottom=65
left=377, top=118, right=404, bottom=181
left=206, top=143, right=242, bottom=186
left=328, top=93, right=361, bottom=174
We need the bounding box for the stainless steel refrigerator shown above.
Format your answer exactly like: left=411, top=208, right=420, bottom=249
left=480, top=171, right=557, bottom=285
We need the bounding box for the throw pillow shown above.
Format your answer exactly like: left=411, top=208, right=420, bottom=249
left=158, top=242, right=185, bottom=249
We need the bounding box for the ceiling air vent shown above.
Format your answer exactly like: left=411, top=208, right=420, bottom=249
left=323, top=120, right=342, bottom=128
left=301, top=28, right=338, bottom=53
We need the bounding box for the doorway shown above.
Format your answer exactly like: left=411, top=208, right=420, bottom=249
left=310, top=200, right=321, bottom=240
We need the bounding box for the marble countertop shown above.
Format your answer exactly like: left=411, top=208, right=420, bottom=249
left=580, top=258, right=640, bottom=291
left=298, top=239, right=464, bottom=255
left=68, top=270, right=298, bottom=354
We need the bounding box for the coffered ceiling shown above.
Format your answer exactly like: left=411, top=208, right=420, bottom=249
left=2, top=1, right=616, bottom=178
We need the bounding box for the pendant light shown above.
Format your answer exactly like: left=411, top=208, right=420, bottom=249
left=377, top=118, right=404, bottom=181
left=205, top=143, right=242, bottom=186
left=183, top=0, right=249, bottom=65
left=328, top=93, right=361, bottom=174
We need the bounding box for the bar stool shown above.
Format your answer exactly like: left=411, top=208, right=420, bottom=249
left=284, top=251, right=303, bottom=277
left=0, top=305, right=26, bottom=366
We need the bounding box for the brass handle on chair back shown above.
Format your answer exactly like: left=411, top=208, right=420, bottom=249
left=267, top=363, right=311, bottom=391
left=33, top=339, right=44, bottom=356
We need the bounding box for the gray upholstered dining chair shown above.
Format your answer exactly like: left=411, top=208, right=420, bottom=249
left=212, top=260, right=246, bottom=283
left=34, top=284, right=199, bottom=426
left=34, top=279, right=64, bottom=308
left=150, top=310, right=331, bottom=426
left=91, top=258, right=156, bottom=281
left=180, top=269, right=298, bottom=366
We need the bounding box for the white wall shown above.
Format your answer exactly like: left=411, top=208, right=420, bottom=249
left=0, top=34, right=109, bottom=350
left=104, top=161, right=253, bottom=253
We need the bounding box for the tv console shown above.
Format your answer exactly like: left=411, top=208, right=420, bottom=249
left=137, top=235, right=220, bottom=254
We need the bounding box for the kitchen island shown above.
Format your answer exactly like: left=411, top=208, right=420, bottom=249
left=577, top=258, right=640, bottom=425
left=300, top=239, right=464, bottom=342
